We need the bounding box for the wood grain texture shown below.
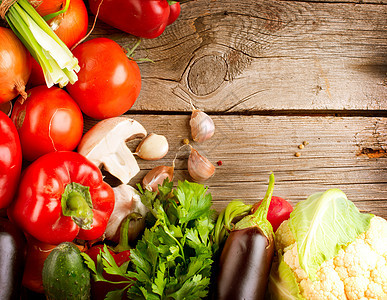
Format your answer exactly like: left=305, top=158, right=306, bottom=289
left=89, top=0, right=387, bottom=113
left=84, top=115, right=387, bottom=218
left=1, top=0, right=385, bottom=219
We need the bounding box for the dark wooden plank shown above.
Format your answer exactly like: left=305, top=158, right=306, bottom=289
left=89, top=0, right=386, bottom=113
left=1, top=1, right=385, bottom=112
left=84, top=114, right=387, bottom=218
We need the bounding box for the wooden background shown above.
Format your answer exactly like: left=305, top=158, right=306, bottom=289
left=87, top=0, right=387, bottom=218
left=3, top=0, right=386, bottom=217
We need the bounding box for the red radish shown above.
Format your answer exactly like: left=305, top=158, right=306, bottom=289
left=0, top=28, right=31, bottom=104
left=251, top=196, right=293, bottom=232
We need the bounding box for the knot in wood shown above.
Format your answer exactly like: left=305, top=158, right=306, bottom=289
left=188, top=55, right=227, bottom=96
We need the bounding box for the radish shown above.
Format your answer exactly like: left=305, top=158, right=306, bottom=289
left=251, top=196, right=293, bottom=232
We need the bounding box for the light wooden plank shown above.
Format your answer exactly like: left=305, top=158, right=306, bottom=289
left=84, top=114, right=387, bottom=218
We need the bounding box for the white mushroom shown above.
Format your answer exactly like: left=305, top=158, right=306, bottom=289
left=78, top=117, right=147, bottom=184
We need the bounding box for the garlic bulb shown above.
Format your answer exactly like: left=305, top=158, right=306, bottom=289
left=136, top=133, right=169, bottom=160
left=190, top=109, right=215, bottom=142
left=105, top=184, right=148, bottom=243
left=142, top=165, right=174, bottom=192
left=188, top=146, right=215, bottom=182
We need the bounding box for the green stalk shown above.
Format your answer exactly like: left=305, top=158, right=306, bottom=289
left=2, top=0, right=79, bottom=88
left=43, top=0, right=70, bottom=21
left=234, top=173, right=275, bottom=240
left=213, top=200, right=252, bottom=246
left=61, top=182, right=94, bottom=230
left=114, top=213, right=143, bottom=253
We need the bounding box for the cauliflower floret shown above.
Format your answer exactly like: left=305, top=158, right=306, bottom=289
left=283, top=245, right=347, bottom=299
left=279, top=216, right=387, bottom=300
left=301, top=261, right=347, bottom=300
left=275, top=220, right=295, bottom=251
left=364, top=216, right=387, bottom=256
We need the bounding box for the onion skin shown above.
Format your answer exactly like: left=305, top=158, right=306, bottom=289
left=0, top=28, right=31, bottom=104
left=32, top=0, right=88, bottom=49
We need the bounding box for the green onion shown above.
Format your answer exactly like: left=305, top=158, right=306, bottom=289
left=1, top=0, right=79, bottom=87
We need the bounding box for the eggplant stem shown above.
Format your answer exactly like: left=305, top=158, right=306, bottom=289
left=233, top=173, right=275, bottom=239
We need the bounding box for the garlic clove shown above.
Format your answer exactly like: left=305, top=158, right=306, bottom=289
left=190, top=109, right=215, bottom=143
left=142, top=165, right=174, bottom=192
left=136, top=133, right=169, bottom=160
left=105, top=184, right=148, bottom=243
left=188, top=147, right=215, bottom=182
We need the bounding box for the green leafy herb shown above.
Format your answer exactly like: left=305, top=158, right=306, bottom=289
left=85, top=180, right=218, bottom=299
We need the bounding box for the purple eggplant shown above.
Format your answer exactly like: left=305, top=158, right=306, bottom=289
left=0, top=217, right=26, bottom=300
left=216, top=174, right=275, bottom=300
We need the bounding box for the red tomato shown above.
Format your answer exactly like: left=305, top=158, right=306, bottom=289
left=0, top=111, right=22, bottom=209
left=28, top=58, right=46, bottom=88
left=66, top=38, right=141, bottom=119
left=11, top=86, right=84, bottom=161
left=29, top=0, right=89, bottom=87
left=252, top=196, right=293, bottom=232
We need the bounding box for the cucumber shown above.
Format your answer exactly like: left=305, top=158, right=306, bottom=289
left=42, top=242, right=90, bottom=300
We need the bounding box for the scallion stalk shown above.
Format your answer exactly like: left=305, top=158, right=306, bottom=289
left=2, top=0, right=79, bottom=88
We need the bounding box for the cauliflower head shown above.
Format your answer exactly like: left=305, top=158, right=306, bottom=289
left=272, top=216, right=387, bottom=300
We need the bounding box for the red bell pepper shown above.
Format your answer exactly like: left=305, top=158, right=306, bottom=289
left=8, top=151, right=115, bottom=245
left=86, top=245, right=130, bottom=300
left=0, top=111, right=22, bottom=210
left=22, top=235, right=59, bottom=293
left=22, top=234, right=85, bottom=294
left=86, top=214, right=140, bottom=299
left=167, top=1, right=181, bottom=25
left=88, top=0, right=181, bottom=39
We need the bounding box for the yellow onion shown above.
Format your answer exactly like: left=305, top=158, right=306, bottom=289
left=0, top=27, right=31, bottom=104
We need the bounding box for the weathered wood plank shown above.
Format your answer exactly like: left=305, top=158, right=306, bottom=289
left=84, top=114, right=387, bottom=218
left=1, top=1, right=385, bottom=112
left=89, top=0, right=387, bottom=113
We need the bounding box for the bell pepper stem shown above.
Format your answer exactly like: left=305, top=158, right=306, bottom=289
left=67, top=191, right=93, bottom=219
left=61, top=182, right=94, bottom=230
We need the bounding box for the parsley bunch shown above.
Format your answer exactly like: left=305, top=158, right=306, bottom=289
left=85, top=180, right=218, bottom=299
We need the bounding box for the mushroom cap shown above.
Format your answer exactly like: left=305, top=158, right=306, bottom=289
left=78, top=117, right=147, bottom=184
